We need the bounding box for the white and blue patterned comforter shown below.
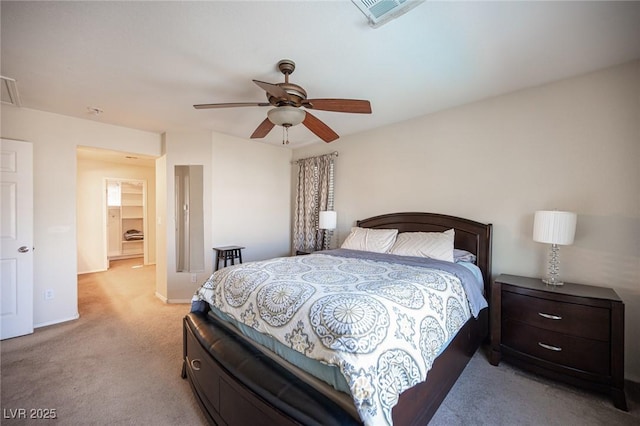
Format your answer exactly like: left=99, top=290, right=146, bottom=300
left=192, top=249, right=486, bottom=426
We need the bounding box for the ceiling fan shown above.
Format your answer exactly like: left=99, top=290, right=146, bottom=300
left=194, top=59, right=372, bottom=143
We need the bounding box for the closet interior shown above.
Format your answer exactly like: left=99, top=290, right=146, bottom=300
left=107, top=179, right=146, bottom=260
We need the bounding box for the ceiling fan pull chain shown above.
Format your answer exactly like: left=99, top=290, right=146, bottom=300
left=283, top=126, right=290, bottom=145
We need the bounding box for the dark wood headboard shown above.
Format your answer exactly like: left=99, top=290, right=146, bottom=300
left=357, top=212, right=493, bottom=297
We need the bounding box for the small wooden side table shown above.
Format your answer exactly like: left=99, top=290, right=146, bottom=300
left=212, top=246, right=244, bottom=272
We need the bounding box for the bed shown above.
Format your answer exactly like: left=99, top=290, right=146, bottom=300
left=183, top=212, right=492, bottom=425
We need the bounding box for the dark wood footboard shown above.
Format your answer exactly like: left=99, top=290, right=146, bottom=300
left=183, top=311, right=362, bottom=426
left=183, top=308, right=487, bottom=426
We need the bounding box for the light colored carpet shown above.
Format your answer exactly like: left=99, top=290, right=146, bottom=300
left=1, top=258, right=206, bottom=425
left=1, top=258, right=638, bottom=425
left=431, top=347, right=639, bottom=425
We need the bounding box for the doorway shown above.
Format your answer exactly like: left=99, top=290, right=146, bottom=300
left=106, top=178, right=147, bottom=265
left=76, top=147, right=156, bottom=275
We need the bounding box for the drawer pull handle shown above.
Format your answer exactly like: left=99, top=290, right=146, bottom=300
left=538, top=342, right=562, bottom=352
left=190, top=359, right=201, bottom=371
left=538, top=312, right=562, bottom=320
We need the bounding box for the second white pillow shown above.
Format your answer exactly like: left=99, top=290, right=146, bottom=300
left=388, top=229, right=455, bottom=262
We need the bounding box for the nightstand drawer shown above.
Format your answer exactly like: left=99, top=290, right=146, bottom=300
left=503, top=320, right=610, bottom=375
left=502, top=290, right=610, bottom=341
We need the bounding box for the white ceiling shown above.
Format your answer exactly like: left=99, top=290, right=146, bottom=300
left=2, top=1, right=640, bottom=149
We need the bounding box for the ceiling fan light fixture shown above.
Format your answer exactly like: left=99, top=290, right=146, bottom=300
left=267, top=106, right=306, bottom=127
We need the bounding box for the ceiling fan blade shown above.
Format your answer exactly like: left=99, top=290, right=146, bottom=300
left=250, top=118, right=276, bottom=139
left=194, top=102, right=270, bottom=109
left=302, top=112, right=339, bottom=143
left=303, top=99, right=372, bottom=114
left=253, top=80, right=290, bottom=101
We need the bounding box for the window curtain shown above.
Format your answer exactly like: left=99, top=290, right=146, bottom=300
left=293, top=153, right=335, bottom=252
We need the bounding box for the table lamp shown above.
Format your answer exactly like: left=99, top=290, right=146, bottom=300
left=533, top=210, right=577, bottom=286
left=319, top=210, right=337, bottom=250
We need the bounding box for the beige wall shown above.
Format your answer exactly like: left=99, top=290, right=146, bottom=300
left=211, top=134, right=292, bottom=262
left=155, top=154, right=168, bottom=301
left=155, top=131, right=292, bottom=302
left=0, top=107, right=161, bottom=327
left=293, top=60, right=640, bottom=381
left=76, top=156, right=156, bottom=273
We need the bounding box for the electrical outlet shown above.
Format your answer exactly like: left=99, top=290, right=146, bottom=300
left=190, top=273, right=197, bottom=283
left=44, top=289, right=54, bottom=300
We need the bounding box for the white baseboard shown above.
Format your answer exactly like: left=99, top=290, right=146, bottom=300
left=154, top=292, right=191, bottom=304
left=77, top=268, right=107, bottom=275
left=167, top=299, right=192, bottom=304
left=34, top=313, right=80, bottom=329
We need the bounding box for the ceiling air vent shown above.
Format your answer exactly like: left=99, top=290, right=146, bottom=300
left=351, top=0, right=425, bottom=28
left=1, top=76, right=22, bottom=107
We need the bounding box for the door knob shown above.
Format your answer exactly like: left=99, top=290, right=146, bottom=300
left=18, top=246, right=30, bottom=253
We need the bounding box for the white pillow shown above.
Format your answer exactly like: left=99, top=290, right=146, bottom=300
left=388, top=229, right=455, bottom=262
left=341, top=227, right=398, bottom=253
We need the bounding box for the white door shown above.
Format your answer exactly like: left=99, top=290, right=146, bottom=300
left=1, top=138, right=34, bottom=340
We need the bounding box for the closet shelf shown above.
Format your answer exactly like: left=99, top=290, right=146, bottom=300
left=107, top=179, right=146, bottom=260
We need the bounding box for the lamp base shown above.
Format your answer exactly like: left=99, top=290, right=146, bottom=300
left=542, top=278, right=564, bottom=286
left=543, top=243, right=564, bottom=286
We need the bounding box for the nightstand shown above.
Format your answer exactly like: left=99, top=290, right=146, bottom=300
left=490, top=274, right=627, bottom=411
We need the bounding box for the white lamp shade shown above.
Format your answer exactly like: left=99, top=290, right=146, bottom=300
left=319, top=210, right=337, bottom=230
left=267, top=106, right=306, bottom=126
left=533, top=210, right=577, bottom=245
